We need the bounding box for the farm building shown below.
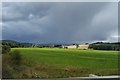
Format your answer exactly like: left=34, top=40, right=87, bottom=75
left=63, top=45, right=77, bottom=49
left=78, top=44, right=89, bottom=49
left=63, top=44, right=89, bottom=49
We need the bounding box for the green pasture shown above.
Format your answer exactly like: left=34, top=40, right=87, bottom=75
left=12, top=48, right=119, bottom=68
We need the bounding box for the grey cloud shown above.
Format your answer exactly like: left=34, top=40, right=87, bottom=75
left=2, top=2, right=118, bottom=44
left=2, top=2, right=54, bottom=21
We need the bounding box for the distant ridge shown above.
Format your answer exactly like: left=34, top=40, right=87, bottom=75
left=2, top=40, right=20, bottom=44
left=1, top=40, right=33, bottom=48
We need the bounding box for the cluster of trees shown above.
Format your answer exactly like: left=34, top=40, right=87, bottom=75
left=2, top=45, right=11, bottom=54
left=1, top=40, right=63, bottom=48
left=89, top=42, right=120, bottom=51
left=2, top=40, right=32, bottom=48
left=2, top=40, right=24, bottom=48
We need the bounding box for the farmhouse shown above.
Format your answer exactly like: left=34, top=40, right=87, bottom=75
left=63, top=43, right=89, bottom=49
left=63, top=45, right=77, bottom=49
left=78, top=44, right=89, bottom=49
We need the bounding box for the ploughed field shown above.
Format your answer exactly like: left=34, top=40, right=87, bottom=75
left=12, top=48, right=119, bottom=78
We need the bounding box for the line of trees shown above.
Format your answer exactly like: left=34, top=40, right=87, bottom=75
left=1, top=40, right=120, bottom=51
left=89, top=42, right=120, bottom=51
left=1, top=40, right=63, bottom=48
left=2, top=40, right=32, bottom=48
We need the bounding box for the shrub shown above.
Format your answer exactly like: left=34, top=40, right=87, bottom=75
left=2, top=45, right=11, bottom=54
left=10, top=50, right=22, bottom=65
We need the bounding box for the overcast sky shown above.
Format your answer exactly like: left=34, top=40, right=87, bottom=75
left=1, top=2, right=118, bottom=44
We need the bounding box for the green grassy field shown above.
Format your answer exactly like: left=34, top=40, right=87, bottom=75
left=11, top=48, right=119, bottom=78
left=12, top=48, right=118, bottom=68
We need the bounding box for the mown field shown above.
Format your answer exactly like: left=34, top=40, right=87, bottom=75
left=12, top=48, right=119, bottom=78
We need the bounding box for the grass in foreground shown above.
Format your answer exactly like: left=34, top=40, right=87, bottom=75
left=11, top=48, right=119, bottom=78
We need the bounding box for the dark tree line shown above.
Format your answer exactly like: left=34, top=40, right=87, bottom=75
left=2, top=40, right=32, bottom=48
left=89, top=42, right=120, bottom=51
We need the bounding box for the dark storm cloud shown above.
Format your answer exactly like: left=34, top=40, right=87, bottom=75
left=2, top=2, right=54, bottom=21
left=119, top=2, right=120, bottom=42
left=2, top=2, right=118, bottom=44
